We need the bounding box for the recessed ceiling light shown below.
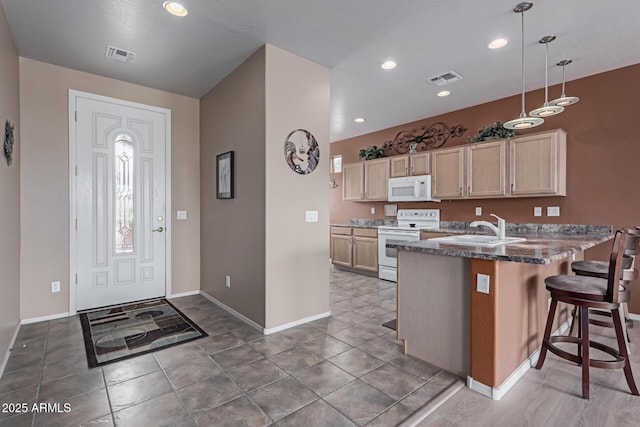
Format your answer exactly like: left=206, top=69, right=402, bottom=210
left=163, top=1, right=188, bottom=17
left=354, top=117, right=366, bottom=123
left=381, top=61, right=397, bottom=70
left=437, top=90, right=450, bottom=97
left=488, top=38, right=508, bottom=49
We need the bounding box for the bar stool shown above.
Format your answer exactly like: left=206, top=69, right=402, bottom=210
left=535, top=229, right=639, bottom=399
left=569, top=228, right=640, bottom=337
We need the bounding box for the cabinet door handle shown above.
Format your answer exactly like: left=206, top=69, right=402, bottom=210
left=361, top=192, right=364, bottom=199
left=467, top=186, right=470, bottom=194
left=405, top=167, right=408, bottom=175
left=459, top=187, right=463, bottom=196
left=511, top=183, right=514, bottom=192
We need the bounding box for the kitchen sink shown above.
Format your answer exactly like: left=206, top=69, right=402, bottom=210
left=428, top=234, right=526, bottom=247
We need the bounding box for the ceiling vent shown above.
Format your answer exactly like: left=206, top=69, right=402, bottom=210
left=105, top=45, right=136, bottom=63
left=428, top=70, right=463, bottom=86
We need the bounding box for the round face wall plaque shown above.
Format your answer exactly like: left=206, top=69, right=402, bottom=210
left=4, top=120, right=14, bottom=166
left=284, top=129, right=319, bottom=175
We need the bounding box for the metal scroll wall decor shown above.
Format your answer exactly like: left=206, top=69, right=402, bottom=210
left=4, top=120, right=14, bottom=166
left=284, top=129, right=320, bottom=175
left=382, top=122, right=467, bottom=155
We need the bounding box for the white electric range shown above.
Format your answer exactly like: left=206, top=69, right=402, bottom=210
left=377, top=209, right=440, bottom=282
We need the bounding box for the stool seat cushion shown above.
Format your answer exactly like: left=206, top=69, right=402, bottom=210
left=545, top=275, right=629, bottom=302
left=572, top=256, right=633, bottom=279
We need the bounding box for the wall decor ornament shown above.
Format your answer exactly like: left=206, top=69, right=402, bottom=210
left=4, top=119, right=14, bottom=166
left=284, top=129, right=319, bottom=175
left=382, top=122, right=467, bottom=155
left=216, top=151, right=234, bottom=199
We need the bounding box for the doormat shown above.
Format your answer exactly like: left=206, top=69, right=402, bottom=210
left=382, top=319, right=397, bottom=331
left=79, top=298, right=207, bottom=368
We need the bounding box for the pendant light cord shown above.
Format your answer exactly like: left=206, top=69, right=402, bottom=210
left=519, top=9, right=526, bottom=116
left=544, top=42, right=549, bottom=104
left=561, top=65, right=566, bottom=97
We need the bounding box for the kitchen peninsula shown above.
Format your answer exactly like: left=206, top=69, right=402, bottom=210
left=388, top=224, right=612, bottom=400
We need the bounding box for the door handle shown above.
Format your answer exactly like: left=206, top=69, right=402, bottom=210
left=153, top=227, right=164, bottom=233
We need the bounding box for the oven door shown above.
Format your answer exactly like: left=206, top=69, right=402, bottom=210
left=378, top=229, right=421, bottom=268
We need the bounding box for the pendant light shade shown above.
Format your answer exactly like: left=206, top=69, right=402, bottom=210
left=550, top=59, right=580, bottom=106
left=530, top=35, right=564, bottom=118
left=504, top=2, right=544, bottom=130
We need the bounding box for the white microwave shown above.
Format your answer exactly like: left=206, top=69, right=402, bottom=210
left=388, top=175, right=440, bottom=202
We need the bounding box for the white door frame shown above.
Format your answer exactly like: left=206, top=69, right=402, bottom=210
left=68, top=89, right=172, bottom=315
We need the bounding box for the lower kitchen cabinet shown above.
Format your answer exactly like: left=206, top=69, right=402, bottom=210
left=330, top=227, right=378, bottom=273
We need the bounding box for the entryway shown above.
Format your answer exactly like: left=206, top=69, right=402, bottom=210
left=69, top=90, right=171, bottom=312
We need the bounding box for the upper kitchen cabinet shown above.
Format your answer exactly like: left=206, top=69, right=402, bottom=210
left=389, top=153, right=430, bottom=178
left=342, top=158, right=390, bottom=201
left=467, top=140, right=507, bottom=198
left=432, top=147, right=465, bottom=199
left=342, top=162, right=365, bottom=201
left=509, top=129, right=567, bottom=197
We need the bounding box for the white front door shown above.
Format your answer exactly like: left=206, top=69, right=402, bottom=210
left=72, top=91, right=170, bottom=311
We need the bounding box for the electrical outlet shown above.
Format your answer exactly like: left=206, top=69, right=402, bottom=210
left=370, top=207, right=375, bottom=214
left=547, top=206, right=560, bottom=217
left=534, top=207, right=542, bottom=217
left=225, top=275, right=231, bottom=288
left=51, top=281, right=61, bottom=293
left=476, top=274, right=490, bottom=294
left=177, top=210, right=187, bottom=220
left=475, top=207, right=482, bottom=216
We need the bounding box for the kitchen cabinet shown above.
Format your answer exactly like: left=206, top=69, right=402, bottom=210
left=342, top=162, right=365, bottom=201
left=509, top=129, right=566, bottom=197
left=342, top=158, right=390, bottom=201
left=431, top=147, right=465, bottom=199
left=330, top=227, right=378, bottom=272
left=467, top=140, right=507, bottom=198
left=389, top=153, right=430, bottom=177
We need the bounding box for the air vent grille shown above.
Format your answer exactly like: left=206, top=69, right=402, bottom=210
left=428, top=70, right=463, bottom=86
left=105, top=45, right=136, bottom=63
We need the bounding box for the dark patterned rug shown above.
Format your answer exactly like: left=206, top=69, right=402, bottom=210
left=79, top=298, right=207, bottom=368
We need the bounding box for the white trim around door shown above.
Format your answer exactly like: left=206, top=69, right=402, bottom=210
left=68, top=90, right=172, bottom=315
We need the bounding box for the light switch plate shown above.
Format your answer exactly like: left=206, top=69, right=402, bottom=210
left=305, top=210, right=318, bottom=222
left=177, top=210, right=187, bottom=220
left=475, top=207, right=482, bottom=216
left=476, top=274, right=490, bottom=294
left=547, top=206, right=560, bottom=217
left=534, top=207, right=542, bottom=217
left=51, top=281, right=61, bottom=293
left=370, top=207, right=375, bottom=214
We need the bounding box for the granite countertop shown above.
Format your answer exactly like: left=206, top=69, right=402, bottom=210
left=389, top=230, right=612, bottom=265
left=388, top=223, right=613, bottom=264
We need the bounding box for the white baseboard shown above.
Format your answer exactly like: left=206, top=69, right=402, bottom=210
left=0, top=322, right=21, bottom=379
left=169, top=290, right=200, bottom=299
left=199, top=291, right=264, bottom=332
left=467, top=318, right=571, bottom=400
left=263, top=311, right=332, bottom=335
left=21, top=312, right=70, bottom=325
left=629, top=313, right=640, bottom=322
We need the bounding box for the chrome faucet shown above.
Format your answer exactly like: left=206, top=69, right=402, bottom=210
left=470, top=214, right=506, bottom=239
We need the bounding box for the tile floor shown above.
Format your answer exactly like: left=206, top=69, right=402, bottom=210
left=0, top=267, right=460, bottom=426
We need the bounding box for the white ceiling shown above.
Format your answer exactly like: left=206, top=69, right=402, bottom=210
left=2, top=0, right=639, bottom=142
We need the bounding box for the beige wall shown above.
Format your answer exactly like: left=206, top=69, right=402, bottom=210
left=19, top=58, right=200, bottom=319
left=200, top=47, right=267, bottom=326
left=199, top=45, right=330, bottom=329
left=0, top=5, right=21, bottom=366
left=264, top=45, right=330, bottom=328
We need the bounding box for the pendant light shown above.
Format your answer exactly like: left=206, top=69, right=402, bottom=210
left=550, top=59, right=580, bottom=106
left=504, top=2, right=544, bottom=130
left=530, top=35, right=564, bottom=117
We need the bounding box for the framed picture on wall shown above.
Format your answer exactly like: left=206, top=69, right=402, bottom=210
left=216, top=151, right=234, bottom=199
